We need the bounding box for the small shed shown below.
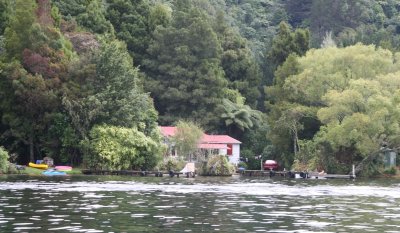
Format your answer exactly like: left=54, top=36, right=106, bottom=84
left=383, top=149, right=396, bottom=169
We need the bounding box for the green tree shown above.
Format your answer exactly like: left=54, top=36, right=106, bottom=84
left=144, top=5, right=229, bottom=129
left=0, top=146, right=9, bottom=173
left=4, top=0, right=37, bottom=59
left=85, top=125, right=162, bottom=170
left=0, top=0, right=72, bottom=163
left=0, top=62, right=60, bottom=162
left=64, top=39, right=158, bottom=135
left=0, top=0, right=10, bottom=34
left=63, top=39, right=160, bottom=168
left=77, top=0, right=114, bottom=34
left=215, top=16, right=262, bottom=108
left=172, top=121, right=203, bottom=162
left=268, top=21, right=310, bottom=67
left=106, top=0, right=169, bottom=65
left=220, top=99, right=262, bottom=139
left=268, top=44, right=400, bottom=173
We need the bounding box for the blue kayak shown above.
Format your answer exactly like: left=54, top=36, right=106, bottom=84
left=42, top=169, right=67, bottom=176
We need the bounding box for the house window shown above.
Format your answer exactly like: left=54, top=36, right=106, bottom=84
left=227, top=144, right=233, bottom=155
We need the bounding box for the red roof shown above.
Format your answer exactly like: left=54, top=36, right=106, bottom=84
left=198, top=143, right=228, bottom=149
left=201, top=134, right=241, bottom=144
left=160, top=126, right=176, bottom=137
left=160, top=126, right=241, bottom=144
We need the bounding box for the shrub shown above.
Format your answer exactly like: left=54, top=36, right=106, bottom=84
left=383, top=167, right=397, bottom=175
left=202, top=155, right=235, bottom=176
left=238, top=161, right=247, bottom=169
left=83, top=125, right=163, bottom=170
left=157, top=157, right=186, bottom=171
left=0, top=147, right=9, bottom=173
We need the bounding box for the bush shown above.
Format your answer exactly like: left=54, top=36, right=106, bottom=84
left=383, top=167, right=397, bottom=175
left=238, top=161, right=247, bottom=169
left=83, top=125, right=163, bottom=170
left=7, top=164, right=18, bottom=174
left=157, top=157, right=186, bottom=171
left=0, top=147, right=9, bottom=173
left=201, top=155, right=235, bottom=176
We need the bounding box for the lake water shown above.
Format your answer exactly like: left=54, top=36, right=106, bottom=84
left=0, top=175, right=399, bottom=233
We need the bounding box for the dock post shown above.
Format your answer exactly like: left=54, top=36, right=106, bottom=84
left=352, top=164, right=356, bottom=179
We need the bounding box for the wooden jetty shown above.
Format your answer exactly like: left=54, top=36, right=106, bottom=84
left=240, top=165, right=356, bottom=179
left=240, top=170, right=355, bottom=179
left=81, top=169, right=196, bottom=178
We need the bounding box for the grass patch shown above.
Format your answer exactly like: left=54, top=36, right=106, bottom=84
left=18, top=166, right=46, bottom=175
left=65, top=168, right=82, bottom=175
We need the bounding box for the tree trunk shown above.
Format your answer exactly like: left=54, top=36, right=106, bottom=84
left=29, top=132, right=34, bottom=162
left=292, top=122, right=299, bottom=158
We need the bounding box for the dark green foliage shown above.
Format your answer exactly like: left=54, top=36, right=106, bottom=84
left=383, top=166, right=397, bottom=175
left=3, top=0, right=400, bottom=173
left=63, top=39, right=158, bottom=135
left=77, top=0, right=114, bottom=34
left=283, top=0, right=400, bottom=49
left=284, top=0, right=312, bottom=27
left=52, top=0, right=87, bottom=18
left=268, top=21, right=309, bottom=67
left=53, top=0, right=113, bottom=34
left=4, top=0, right=37, bottom=59
left=223, top=0, right=287, bottom=63
left=105, top=0, right=153, bottom=65
left=0, top=0, right=9, bottom=34
left=0, top=62, right=61, bottom=162
left=220, top=99, right=263, bottom=138
left=216, top=17, right=262, bottom=108
left=143, top=5, right=228, bottom=128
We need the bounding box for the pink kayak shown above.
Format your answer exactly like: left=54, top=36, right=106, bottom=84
left=55, top=166, right=72, bottom=171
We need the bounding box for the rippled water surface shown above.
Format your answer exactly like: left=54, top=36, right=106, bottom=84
left=0, top=175, right=399, bottom=232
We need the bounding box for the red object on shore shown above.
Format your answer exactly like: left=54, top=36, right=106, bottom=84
left=263, top=160, right=278, bottom=170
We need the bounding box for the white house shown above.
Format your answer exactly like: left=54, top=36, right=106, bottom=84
left=160, top=126, right=241, bottom=165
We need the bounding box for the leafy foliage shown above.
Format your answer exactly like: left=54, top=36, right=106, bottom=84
left=268, top=44, right=400, bottom=172
left=172, top=121, right=203, bottom=161
left=85, top=125, right=163, bottom=170
left=220, top=99, right=263, bottom=139
left=143, top=4, right=229, bottom=128
left=268, top=21, right=309, bottom=67
left=202, top=154, right=235, bottom=176
left=0, top=146, right=9, bottom=173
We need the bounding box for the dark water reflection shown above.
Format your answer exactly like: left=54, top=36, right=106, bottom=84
left=0, top=175, right=399, bottom=232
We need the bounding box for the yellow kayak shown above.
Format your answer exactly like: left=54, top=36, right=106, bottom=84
left=28, top=162, right=48, bottom=170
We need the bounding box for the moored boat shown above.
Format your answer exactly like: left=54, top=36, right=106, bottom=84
left=28, top=162, right=48, bottom=170
left=55, top=166, right=72, bottom=171
left=42, top=169, right=66, bottom=176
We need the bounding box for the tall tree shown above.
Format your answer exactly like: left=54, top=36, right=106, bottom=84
left=172, top=120, right=203, bottom=161
left=220, top=99, right=262, bottom=140
left=64, top=39, right=158, bottom=134
left=4, top=0, right=37, bottom=59
left=268, top=21, right=309, bottom=68
left=1, top=0, right=71, bottom=163
left=76, top=0, right=114, bottom=34
left=214, top=12, right=262, bottom=108
left=143, top=3, right=229, bottom=129
left=268, top=44, right=400, bottom=173
left=106, top=0, right=163, bottom=65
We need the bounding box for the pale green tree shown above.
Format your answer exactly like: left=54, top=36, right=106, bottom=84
left=172, top=121, right=204, bottom=162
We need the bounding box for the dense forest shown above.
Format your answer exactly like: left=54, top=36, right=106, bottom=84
left=1, top=0, right=400, bottom=175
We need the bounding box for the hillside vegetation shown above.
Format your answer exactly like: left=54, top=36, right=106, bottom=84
left=1, top=0, right=400, bottom=175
